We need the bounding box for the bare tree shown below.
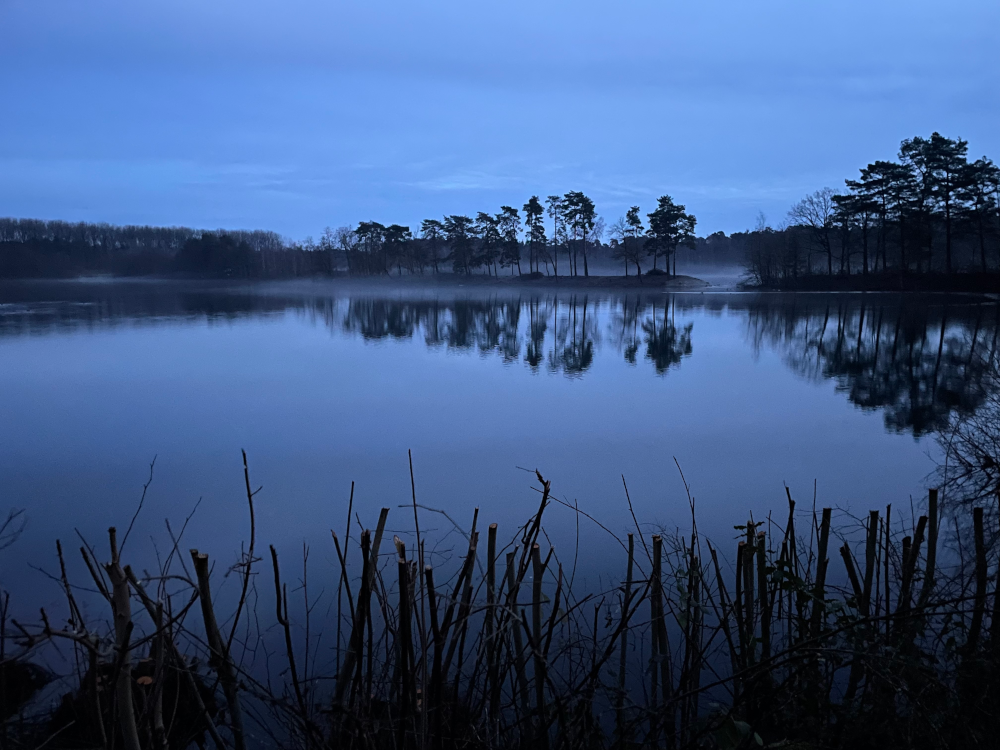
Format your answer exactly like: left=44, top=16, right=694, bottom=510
left=333, top=226, right=358, bottom=274
left=788, top=187, right=836, bottom=274
left=611, top=215, right=643, bottom=275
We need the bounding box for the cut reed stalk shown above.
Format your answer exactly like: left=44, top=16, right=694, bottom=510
left=862, top=511, right=879, bottom=619
left=486, top=523, right=499, bottom=728
left=616, top=533, right=635, bottom=747
left=810, top=508, right=832, bottom=638
left=505, top=550, right=530, bottom=725
left=840, top=544, right=863, bottom=605
left=107, top=528, right=141, bottom=750
left=191, top=549, right=246, bottom=750
left=396, top=545, right=412, bottom=750
left=918, top=489, right=939, bottom=609
left=531, top=543, right=549, bottom=750
left=335, top=508, right=389, bottom=705
left=884, top=504, right=892, bottom=626
left=756, top=531, right=770, bottom=662
left=967, top=507, right=987, bottom=653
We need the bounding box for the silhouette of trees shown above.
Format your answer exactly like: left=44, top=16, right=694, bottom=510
left=761, top=132, right=1000, bottom=285
left=174, top=233, right=256, bottom=277
left=545, top=195, right=565, bottom=277
left=352, top=222, right=387, bottom=275
left=497, top=206, right=522, bottom=274
left=474, top=212, right=501, bottom=275
left=960, top=158, right=1000, bottom=273
left=2, top=190, right=711, bottom=281
left=522, top=197, right=546, bottom=274
left=788, top=188, right=836, bottom=275
left=420, top=219, right=445, bottom=274
left=611, top=206, right=646, bottom=276
left=0, top=219, right=354, bottom=279
left=562, top=191, right=596, bottom=276
left=646, top=195, right=696, bottom=276
left=383, top=224, right=413, bottom=275
left=444, top=215, right=475, bottom=275
left=333, top=227, right=358, bottom=274
left=7, top=133, right=997, bottom=285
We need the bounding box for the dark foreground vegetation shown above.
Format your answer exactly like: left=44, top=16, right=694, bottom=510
left=2, top=449, right=1000, bottom=749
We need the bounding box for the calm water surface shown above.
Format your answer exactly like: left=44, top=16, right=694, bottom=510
left=0, top=280, right=996, bottom=608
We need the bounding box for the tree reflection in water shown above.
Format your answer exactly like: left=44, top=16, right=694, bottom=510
left=743, top=297, right=999, bottom=436
left=1, top=282, right=996, bottom=439
left=641, top=299, right=693, bottom=375
left=549, top=295, right=598, bottom=376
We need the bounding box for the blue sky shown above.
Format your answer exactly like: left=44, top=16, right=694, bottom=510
left=1, top=0, right=997, bottom=239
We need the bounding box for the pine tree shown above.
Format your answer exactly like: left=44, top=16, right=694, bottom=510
left=420, top=219, right=445, bottom=274
left=646, top=196, right=696, bottom=276
left=522, top=197, right=546, bottom=273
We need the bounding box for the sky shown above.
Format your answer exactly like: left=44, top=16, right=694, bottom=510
left=1, top=0, right=998, bottom=239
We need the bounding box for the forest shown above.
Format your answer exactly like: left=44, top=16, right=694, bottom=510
left=0, top=191, right=697, bottom=280
left=742, top=133, right=1000, bottom=287
left=1, top=132, right=997, bottom=286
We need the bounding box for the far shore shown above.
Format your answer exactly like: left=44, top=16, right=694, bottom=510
left=8, top=271, right=715, bottom=292
left=6, top=270, right=999, bottom=301
left=309, top=271, right=715, bottom=292
left=755, top=270, right=1000, bottom=295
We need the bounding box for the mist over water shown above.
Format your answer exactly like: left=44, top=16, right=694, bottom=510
left=0, top=280, right=996, bottom=611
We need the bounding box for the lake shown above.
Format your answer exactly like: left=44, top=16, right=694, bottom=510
left=0, top=279, right=996, bottom=611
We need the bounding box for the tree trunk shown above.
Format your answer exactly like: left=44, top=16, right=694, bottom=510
left=107, top=531, right=142, bottom=750
left=979, top=213, right=988, bottom=272
left=899, top=214, right=907, bottom=272
left=862, top=216, right=869, bottom=275
left=944, top=197, right=953, bottom=274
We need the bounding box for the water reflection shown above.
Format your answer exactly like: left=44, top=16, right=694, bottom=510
left=0, top=282, right=996, bottom=436
left=744, top=299, right=998, bottom=435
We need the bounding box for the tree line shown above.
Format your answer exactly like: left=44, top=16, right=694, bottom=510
left=10, top=130, right=997, bottom=285
left=0, top=190, right=697, bottom=279
left=0, top=219, right=328, bottom=279
left=744, top=132, right=1000, bottom=285
left=324, top=191, right=695, bottom=278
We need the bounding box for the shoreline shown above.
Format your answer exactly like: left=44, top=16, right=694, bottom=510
left=4, top=272, right=997, bottom=303
left=754, top=270, right=1000, bottom=295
